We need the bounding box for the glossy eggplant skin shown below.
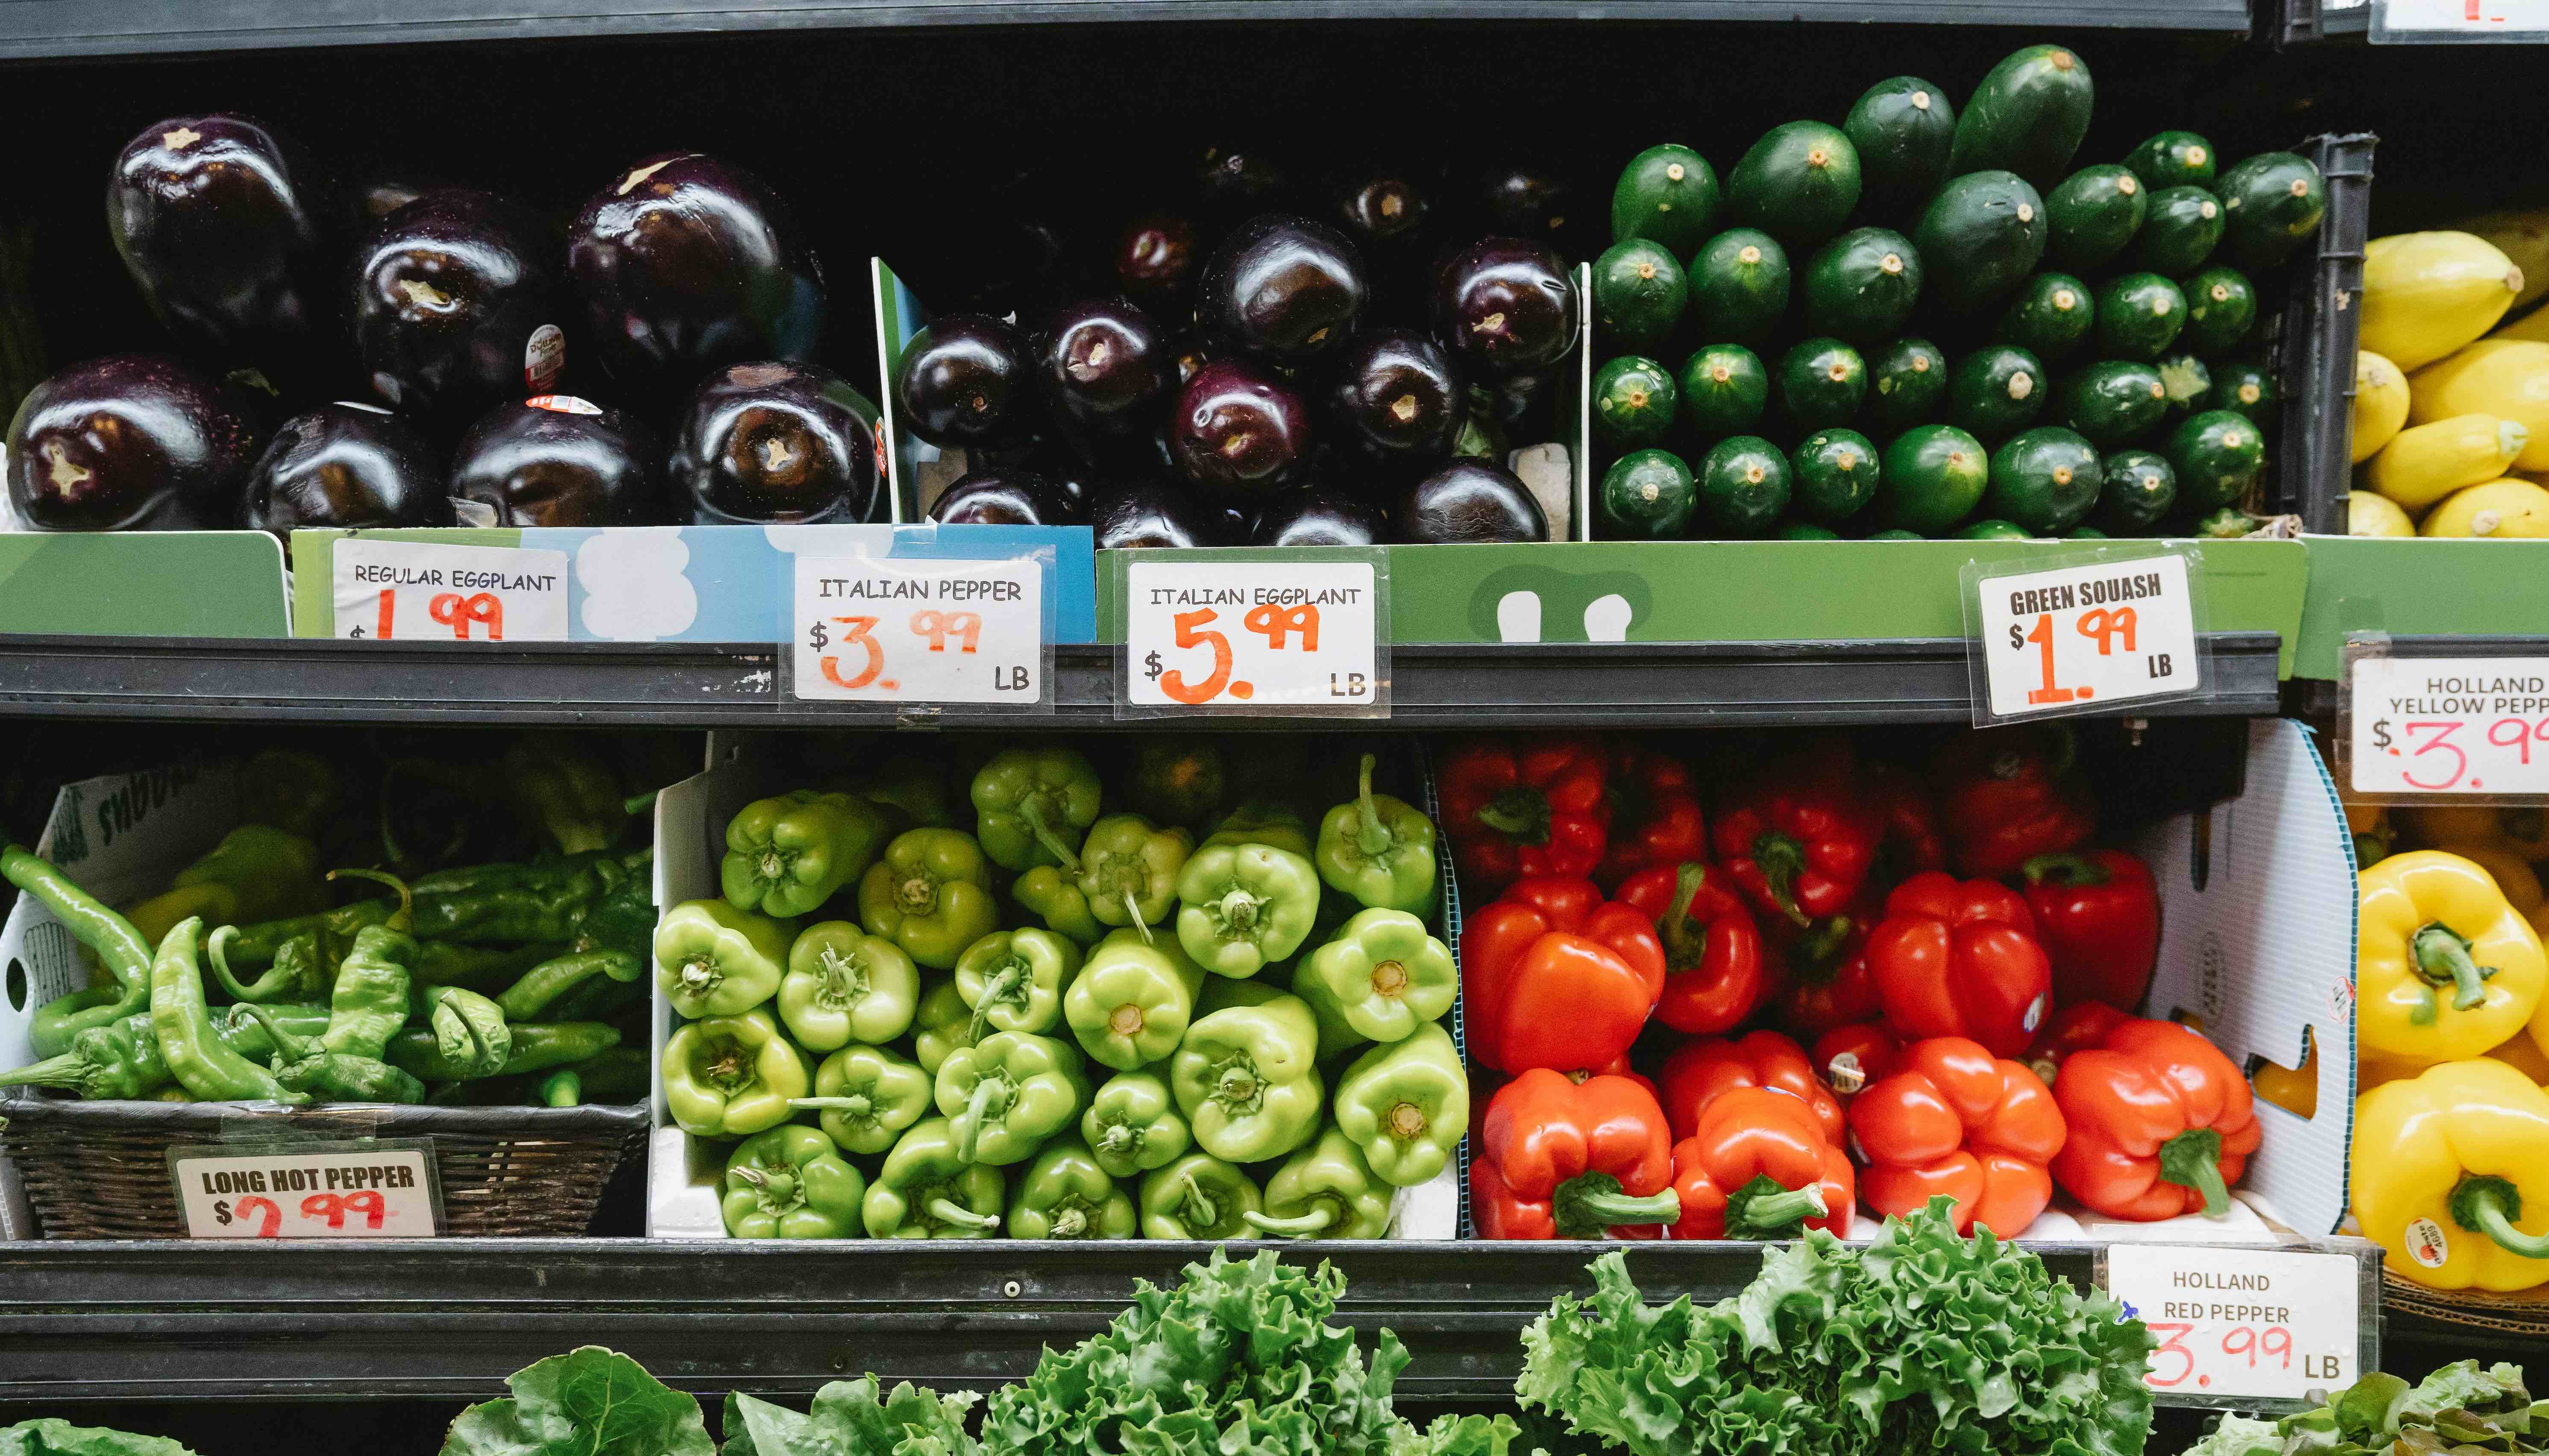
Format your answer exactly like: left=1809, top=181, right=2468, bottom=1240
left=351, top=190, right=559, bottom=422
left=1091, top=479, right=1230, bottom=549
left=106, top=115, right=334, bottom=366
left=1326, top=329, right=1465, bottom=461
left=1115, top=214, right=1200, bottom=316
left=1169, top=358, right=1313, bottom=497
left=1254, top=487, right=1390, bottom=546
left=565, top=153, right=825, bottom=403
left=1338, top=175, right=1432, bottom=252
left=1197, top=214, right=1369, bottom=363
left=7, top=355, right=265, bottom=531
left=927, top=469, right=1079, bottom=526
left=894, top=314, right=1030, bottom=449
left=241, top=403, right=447, bottom=535
left=1036, top=299, right=1169, bottom=439
left=1394, top=458, right=1546, bottom=544
left=449, top=400, right=666, bottom=527
left=1432, top=237, right=1581, bottom=378
left=674, top=361, right=880, bottom=524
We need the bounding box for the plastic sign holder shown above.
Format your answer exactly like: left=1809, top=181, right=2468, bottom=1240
left=785, top=540, right=1056, bottom=717
left=1962, top=544, right=2209, bottom=727
left=169, top=1137, right=443, bottom=1239
left=1115, top=548, right=1390, bottom=720
left=2373, top=0, right=2549, bottom=41
left=2338, top=634, right=2549, bottom=800
left=2100, top=1240, right=2378, bottom=1409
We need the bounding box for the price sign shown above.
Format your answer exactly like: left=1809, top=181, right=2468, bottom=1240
left=1968, top=551, right=2203, bottom=724
left=1123, top=558, right=1384, bottom=716
left=169, top=1141, right=440, bottom=1239
left=790, top=554, right=1045, bottom=706
left=331, top=539, right=569, bottom=642
left=2347, top=655, right=2549, bottom=796
left=2376, top=0, right=2549, bottom=38
left=2104, top=1245, right=2360, bottom=1402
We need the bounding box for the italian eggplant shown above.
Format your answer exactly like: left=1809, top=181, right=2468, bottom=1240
left=674, top=361, right=880, bottom=524
left=449, top=398, right=665, bottom=527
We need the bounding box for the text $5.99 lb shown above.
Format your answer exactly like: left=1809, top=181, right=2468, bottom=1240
left=1125, top=560, right=1379, bottom=710
left=1972, top=552, right=2201, bottom=721
left=791, top=554, right=1043, bottom=704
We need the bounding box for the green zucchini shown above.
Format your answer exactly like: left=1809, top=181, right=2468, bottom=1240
left=1592, top=354, right=1679, bottom=449
left=1913, top=170, right=2047, bottom=315
left=1777, top=522, right=1842, bottom=540
left=1986, top=426, right=2102, bottom=534
left=2193, top=506, right=2255, bottom=539
left=1802, top=227, right=1924, bottom=342
left=1867, top=528, right=1924, bottom=540
left=1779, top=337, right=1868, bottom=430
left=1610, top=144, right=1720, bottom=258
left=2218, top=151, right=2329, bottom=270
left=2165, top=408, right=2266, bottom=511
left=1791, top=427, right=1883, bottom=524
left=2155, top=352, right=2212, bottom=420
left=2045, top=165, right=2146, bottom=273
left=2126, top=132, right=2217, bottom=190
left=2094, top=273, right=2188, bottom=361
left=1599, top=448, right=1698, bottom=539
left=2137, top=187, right=2224, bottom=275
left=1696, top=436, right=1793, bottom=537
left=1956, top=519, right=2036, bottom=540
left=2065, top=525, right=2109, bottom=539
left=1997, top=272, right=2095, bottom=360
left=1947, top=44, right=2094, bottom=187
left=2097, top=448, right=2178, bottom=532
left=1845, top=76, right=1957, bottom=221
left=2180, top=267, right=2258, bottom=353
left=1688, top=229, right=1791, bottom=343
left=2203, top=360, right=2277, bottom=428
left=1879, top=423, right=1990, bottom=533
left=1865, top=337, right=1950, bottom=431
left=2059, top=360, right=2171, bottom=447
left=1726, top=121, right=1862, bottom=249
left=1947, top=345, right=2047, bottom=444
left=1594, top=239, right=1688, bottom=350
left=1678, top=343, right=1771, bottom=436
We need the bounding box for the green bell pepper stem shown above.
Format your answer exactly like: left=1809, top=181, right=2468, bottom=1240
left=150, top=919, right=304, bottom=1103
left=1353, top=757, right=1390, bottom=857
left=1176, top=1171, right=1220, bottom=1228
left=2413, top=922, right=2496, bottom=1011
left=957, top=1078, right=1004, bottom=1163
left=2159, top=1128, right=2232, bottom=1216
left=6, top=844, right=156, bottom=1056
left=1075, top=815, right=1193, bottom=929
left=1243, top=1206, right=1335, bottom=1236
left=2453, top=1175, right=2549, bottom=1258
left=792, top=1094, right=873, bottom=1115
left=654, top=899, right=792, bottom=1019
left=1021, top=800, right=1081, bottom=873
left=933, top=1029, right=1088, bottom=1166
left=782, top=923, right=921, bottom=1052
left=930, top=1197, right=999, bottom=1230
left=795, top=1043, right=933, bottom=1154
left=971, top=747, right=1103, bottom=873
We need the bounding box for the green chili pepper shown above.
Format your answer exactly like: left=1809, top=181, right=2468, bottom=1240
left=311, top=868, right=419, bottom=1060
left=1080, top=1069, right=1191, bottom=1178
left=659, top=1008, right=806, bottom=1137
left=780, top=921, right=920, bottom=1052
left=0, top=1011, right=173, bottom=1099
left=933, top=1029, right=1088, bottom=1166
left=240, top=1003, right=428, bottom=1104
left=1313, top=754, right=1439, bottom=915
left=953, top=928, right=1080, bottom=1040
left=852, top=754, right=956, bottom=829
left=790, top=1043, right=933, bottom=1155
left=1127, top=739, right=1226, bottom=830
left=722, top=790, right=892, bottom=920
left=1174, top=842, right=1322, bottom=977
left=721, top=1124, right=866, bottom=1239
left=1012, top=864, right=1103, bottom=946
left=1062, top=923, right=1202, bottom=1071
left=654, top=898, right=792, bottom=1019
left=173, top=824, right=329, bottom=924
left=503, top=733, right=630, bottom=856
left=416, top=940, right=573, bottom=992
left=1074, top=814, right=1193, bottom=929
left=1244, top=1128, right=1393, bottom=1239
left=1137, top=1152, right=1261, bottom=1240
left=408, top=847, right=654, bottom=945
left=1331, top=1022, right=1469, bottom=1188
left=213, top=1002, right=329, bottom=1063
left=969, top=748, right=1103, bottom=873
left=863, top=1118, right=1006, bottom=1238
left=418, top=985, right=512, bottom=1077
left=912, top=978, right=980, bottom=1077
left=496, top=947, right=643, bottom=1022
left=148, top=919, right=302, bottom=1103
left=425, top=1045, right=649, bottom=1107
left=1171, top=995, right=1324, bottom=1162
left=241, top=748, right=341, bottom=841
left=390, top=1020, right=620, bottom=1084
left=858, top=829, right=1000, bottom=970
left=6, top=844, right=154, bottom=1058
left=1294, top=908, right=1456, bottom=1045
left=1200, top=800, right=1315, bottom=856
left=1007, top=1134, right=1137, bottom=1239
left=205, top=923, right=324, bottom=1005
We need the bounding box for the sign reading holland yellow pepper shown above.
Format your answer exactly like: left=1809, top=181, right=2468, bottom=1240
left=2354, top=1059, right=2549, bottom=1292
left=2357, top=850, right=2549, bottom=1066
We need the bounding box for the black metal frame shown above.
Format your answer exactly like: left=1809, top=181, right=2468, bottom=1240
left=2267, top=133, right=2377, bottom=532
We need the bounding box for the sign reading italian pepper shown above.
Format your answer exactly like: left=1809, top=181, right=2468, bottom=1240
left=789, top=554, right=1046, bottom=708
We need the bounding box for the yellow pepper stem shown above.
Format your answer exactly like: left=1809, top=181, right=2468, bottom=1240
left=2412, top=922, right=2498, bottom=1011
left=2452, top=1175, right=2549, bottom=1259
left=2158, top=1128, right=2231, bottom=1216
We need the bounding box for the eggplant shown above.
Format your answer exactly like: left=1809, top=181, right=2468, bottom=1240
left=565, top=153, right=825, bottom=403
left=449, top=399, right=665, bottom=527
left=1197, top=215, right=1367, bottom=363
left=927, top=468, right=1079, bottom=526
left=106, top=115, right=334, bottom=367
left=1036, top=299, right=1168, bottom=439
left=241, top=403, right=446, bottom=535
left=1169, top=358, right=1312, bottom=497
left=351, top=190, right=560, bottom=422
left=1433, top=237, right=1580, bottom=378
left=1477, top=162, right=1577, bottom=248
left=354, top=176, right=439, bottom=226
left=894, top=313, right=1030, bottom=448
left=1338, top=174, right=1431, bottom=251
left=1254, top=487, right=1390, bottom=547
left=674, top=361, right=880, bottom=524
left=1196, top=146, right=1290, bottom=217
left=1115, top=214, right=1200, bottom=316
left=1091, top=479, right=1229, bottom=549
left=1327, top=329, right=1465, bottom=461
left=6, top=355, right=264, bottom=531
left=1394, top=458, right=1546, bottom=544
left=1163, top=333, right=1220, bottom=387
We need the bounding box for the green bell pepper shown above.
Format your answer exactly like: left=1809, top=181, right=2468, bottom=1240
left=791, top=1043, right=933, bottom=1155
left=954, top=927, right=1080, bottom=1040
left=1081, top=1069, right=1191, bottom=1178
left=1314, top=754, right=1438, bottom=915
left=1332, top=1022, right=1469, bottom=1188
left=1170, top=995, right=1324, bottom=1162
left=1294, top=908, right=1455, bottom=1044
left=662, top=1008, right=809, bottom=1138
left=1137, top=1152, right=1262, bottom=1240
left=1062, top=925, right=1203, bottom=1071
left=912, top=978, right=980, bottom=1076
left=1012, top=864, right=1103, bottom=946
left=779, top=921, right=920, bottom=1052
left=654, top=898, right=792, bottom=1019
left=969, top=747, right=1103, bottom=873
left=857, top=829, right=1000, bottom=970
left=721, top=1124, right=866, bottom=1239
left=1007, top=1134, right=1138, bottom=1239
left=1074, top=814, right=1192, bottom=929
left=933, top=1029, right=1087, bottom=1166
left=1286, top=958, right=1369, bottom=1063
left=723, top=789, right=892, bottom=919
left=852, top=753, right=956, bottom=829
left=1128, top=739, right=1226, bottom=830
left=1197, top=973, right=1289, bottom=1018
left=1244, top=1128, right=1394, bottom=1239
left=863, top=1118, right=1005, bottom=1238
left=1174, top=841, right=1321, bottom=977
left=1200, top=800, right=1314, bottom=856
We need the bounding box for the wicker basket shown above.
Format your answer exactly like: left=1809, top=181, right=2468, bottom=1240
left=0, top=1094, right=646, bottom=1238
left=2383, top=1267, right=2549, bottom=1337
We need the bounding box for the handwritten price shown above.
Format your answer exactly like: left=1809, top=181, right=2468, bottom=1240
left=2004, top=606, right=2179, bottom=706
left=2367, top=715, right=2549, bottom=791
left=1141, top=603, right=1323, bottom=705
left=211, top=1191, right=390, bottom=1237
left=807, top=609, right=1028, bottom=696
left=2146, top=1322, right=2297, bottom=1390
left=369, top=589, right=507, bottom=641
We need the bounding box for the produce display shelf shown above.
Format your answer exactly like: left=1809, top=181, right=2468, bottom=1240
left=0, top=633, right=2283, bottom=729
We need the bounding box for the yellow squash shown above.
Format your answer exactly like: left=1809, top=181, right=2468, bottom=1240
left=2365, top=414, right=2529, bottom=510
left=2348, top=490, right=2416, bottom=537
left=2358, top=850, right=2547, bottom=1066
left=2458, top=206, right=2549, bottom=313
left=2411, top=340, right=2549, bottom=470
left=2364, top=231, right=2526, bottom=370
left=2494, top=306, right=2549, bottom=346
left=2353, top=1058, right=2549, bottom=1291
left=2423, top=478, right=2549, bottom=538
left=2352, top=351, right=2412, bottom=462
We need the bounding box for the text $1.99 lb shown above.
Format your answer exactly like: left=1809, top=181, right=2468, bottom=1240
left=1973, top=553, right=2200, bottom=720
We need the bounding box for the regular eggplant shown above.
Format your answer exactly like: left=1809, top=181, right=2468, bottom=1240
left=1169, top=358, right=1312, bottom=496
left=1036, top=299, right=1169, bottom=439
left=927, top=468, right=1079, bottom=526
left=241, top=403, right=446, bottom=535
left=1196, top=146, right=1291, bottom=218
left=674, top=361, right=880, bottom=524
left=565, top=153, right=825, bottom=403
left=1394, top=458, right=1546, bottom=544
left=1090, top=479, right=1229, bottom=548
left=1254, top=486, right=1390, bottom=546
left=894, top=313, right=1030, bottom=449
left=1433, top=237, right=1580, bottom=378
left=351, top=190, right=561, bottom=422
left=6, top=355, right=264, bottom=531
left=1338, top=174, right=1432, bottom=252
left=449, top=398, right=665, bottom=527
left=1163, top=333, right=1220, bottom=387
left=106, top=115, right=334, bottom=367
left=1327, top=329, right=1464, bottom=461
left=1115, top=214, right=1200, bottom=316
left=1478, top=163, right=1575, bottom=241
left=1197, top=215, right=1368, bottom=363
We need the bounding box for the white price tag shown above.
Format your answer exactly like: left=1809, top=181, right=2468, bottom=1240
left=2347, top=655, right=2549, bottom=795
left=790, top=554, right=1044, bottom=706
left=1970, top=552, right=2202, bottom=721
left=2105, top=1245, right=2359, bottom=1401
left=1124, top=558, right=1382, bottom=714
left=2376, top=0, right=2549, bottom=36
left=332, top=538, right=568, bottom=642
left=171, top=1142, right=440, bottom=1239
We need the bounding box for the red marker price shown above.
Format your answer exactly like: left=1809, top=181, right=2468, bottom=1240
left=791, top=557, right=1042, bottom=706
left=2349, top=656, right=2549, bottom=797
left=1124, top=560, right=1381, bottom=715
left=332, top=540, right=568, bottom=643
left=1970, top=551, right=2201, bottom=723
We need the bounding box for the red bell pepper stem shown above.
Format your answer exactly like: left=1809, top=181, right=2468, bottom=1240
left=1725, top=1176, right=1828, bottom=1238
left=1658, top=862, right=1708, bottom=964
left=2020, top=853, right=2107, bottom=888
left=2158, top=1128, right=2230, bottom=1216
left=1555, top=1172, right=1682, bottom=1232
left=1473, top=788, right=1551, bottom=843
left=1752, top=832, right=1813, bottom=927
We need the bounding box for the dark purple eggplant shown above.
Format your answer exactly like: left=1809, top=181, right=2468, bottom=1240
left=354, top=176, right=438, bottom=226
left=1036, top=299, right=1168, bottom=438
left=1478, top=163, right=1577, bottom=245
left=351, top=190, right=560, bottom=422
left=1169, top=358, right=1312, bottom=497
left=1327, top=329, right=1465, bottom=461
left=1433, top=237, right=1580, bottom=378
left=6, top=355, right=264, bottom=531
left=1198, top=215, right=1367, bottom=363
left=674, top=361, right=880, bottom=524
left=894, top=314, right=1030, bottom=449
left=1116, top=214, right=1200, bottom=316
left=449, top=398, right=664, bottom=527
left=1254, top=487, right=1390, bottom=546
left=1394, top=458, right=1546, bottom=544
left=1196, top=147, right=1290, bottom=217
left=241, top=403, right=446, bottom=535
left=565, top=153, right=824, bottom=403
left=106, top=115, right=334, bottom=366
left=927, top=468, right=1078, bottom=526
left=1163, top=333, right=1220, bottom=387
left=1091, top=479, right=1229, bottom=549
left=1338, top=175, right=1431, bottom=251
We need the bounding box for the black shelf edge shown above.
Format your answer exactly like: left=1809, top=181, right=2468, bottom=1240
left=0, top=634, right=2284, bottom=729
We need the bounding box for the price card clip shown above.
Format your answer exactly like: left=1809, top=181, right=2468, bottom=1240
left=1115, top=549, right=1391, bottom=720
left=1962, top=544, right=2211, bottom=728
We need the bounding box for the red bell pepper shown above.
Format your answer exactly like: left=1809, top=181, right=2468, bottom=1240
left=1438, top=738, right=1610, bottom=893
left=1616, top=862, right=1766, bottom=1035
left=1665, top=1084, right=1854, bottom=1240
left=1472, top=1069, right=1681, bottom=1239
left=1867, top=871, right=2053, bottom=1058
left=1461, top=878, right=1663, bottom=1073
left=1810, top=1021, right=1900, bottom=1101
left=1657, top=1028, right=1842, bottom=1145
left=1930, top=725, right=2095, bottom=878
left=2021, top=849, right=2162, bottom=1011
left=1865, top=760, right=1948, bottom=885
left=1597, top=746, right=1707, bottom=890
left=1710, top=756, right=1882, bottom=929
left=1848, top=1035, right=2068, bottom=1238
left=1773, top=899, right=1880, bottom=1038
left=2050, top=1017, right=2260, bottom=1221
left=2024, top=999, right=2132, bottom=1082
left=1568, top=1050, right=1658, bottom=1103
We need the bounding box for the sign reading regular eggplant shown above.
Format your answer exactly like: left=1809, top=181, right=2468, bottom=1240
left=1120, top=553, right=1387, bottom=719
left=332, top=538, right=568, bottom=643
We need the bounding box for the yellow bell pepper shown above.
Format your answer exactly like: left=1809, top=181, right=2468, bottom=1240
left=2445, top=843, right=2548, bottom=915
left=2358, top=850, right=2549, bottom=1065
left=2402, top=804, right=2549, bottom=858
left=2352, top=1058, right=2549, bottom=1291
left=2250, top=1029, right=2317, bottom=1119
